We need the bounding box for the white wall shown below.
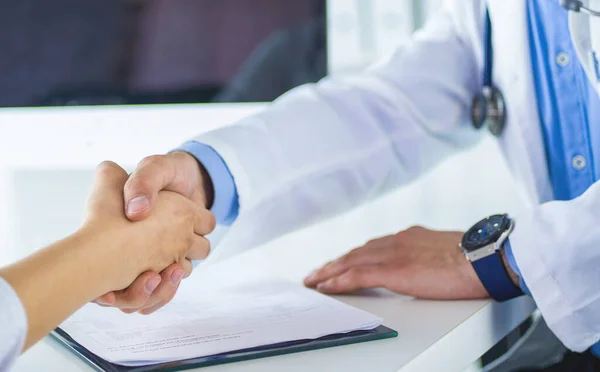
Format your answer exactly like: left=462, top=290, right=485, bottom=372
left=328, top=0, right=442, bottom=73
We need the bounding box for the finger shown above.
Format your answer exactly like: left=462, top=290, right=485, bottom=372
left=304, top=244, right=390, bottom=287
left=315, top=265, right=389, bottom=294
left=93, top=291, right=116, bottom=306
left=138, top=300, right=167, bottom=315
left=185, top=235, right=211, bottom=261
left=139, top=260, right=193, bottom=315
left=136, top=265, right=187, bottom=314
left=124, top=153, right=202, bottom=221
left=193, top=206, right=217, bottom=236
left=124, top=155, right=176, bottom=221
left=94, top=302, right=114, bottom=308
left=87, top=161, right=129, bottom=212
left=111, top=271, right=162, bottom=309
left=180, top=259, right=193, bottom=278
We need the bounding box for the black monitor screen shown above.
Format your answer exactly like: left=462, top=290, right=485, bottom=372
left=0, top=0, right=327, bottom=107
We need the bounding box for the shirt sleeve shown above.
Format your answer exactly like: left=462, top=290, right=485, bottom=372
left=0, top=277, right=27, bottom=371
left=175, top=141, right=239, bottom=226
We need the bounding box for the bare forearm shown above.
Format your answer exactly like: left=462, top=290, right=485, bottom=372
left=500, top=249, right=521, bottom=287
left=0, top=229, right=123, bottom=350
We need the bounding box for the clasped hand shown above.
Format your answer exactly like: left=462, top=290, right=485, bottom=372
left=85, top=160, right=215, bottom=314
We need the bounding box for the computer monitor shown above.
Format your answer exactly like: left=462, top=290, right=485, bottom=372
left=0, top=0, right=327, bottom=107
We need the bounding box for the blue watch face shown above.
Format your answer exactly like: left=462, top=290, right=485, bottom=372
left=462, top=214, right=509, bottom=252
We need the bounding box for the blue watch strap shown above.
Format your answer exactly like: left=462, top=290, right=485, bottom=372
left=472, top=251, right=524, bottom=302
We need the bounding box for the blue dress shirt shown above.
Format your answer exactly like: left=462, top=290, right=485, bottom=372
left=176, top=142, right=239, bottom=226
left=505, top=0, right=600, bottom=355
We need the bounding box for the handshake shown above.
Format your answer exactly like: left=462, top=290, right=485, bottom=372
left=86, top=151, right=216, bottom=314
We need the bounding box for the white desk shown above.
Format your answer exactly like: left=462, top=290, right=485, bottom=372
left=0, top=105, right=536, bottom=372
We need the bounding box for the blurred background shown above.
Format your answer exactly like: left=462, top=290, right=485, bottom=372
left=0, top=0, right=325, bottom=106
left=0, top=0, right=441, bottom=107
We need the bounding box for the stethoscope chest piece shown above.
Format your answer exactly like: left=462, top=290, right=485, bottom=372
left=471, top=9, right=507, bottom=138
left=471, top=85, right=507, bottom=137
left=470, top=0, right=600, bottom=138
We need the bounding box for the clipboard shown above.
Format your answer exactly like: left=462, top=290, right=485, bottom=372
left=51, top=325, right=397, bottom=371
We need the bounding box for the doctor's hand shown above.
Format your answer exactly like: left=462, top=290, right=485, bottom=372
left=124, top=151, right=214, bottom=221
left=304, top=226, right=489, bottom=300
left=94, top=152, right=215, bottom=314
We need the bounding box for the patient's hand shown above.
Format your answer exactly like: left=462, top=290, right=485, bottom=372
left=82, top=162, right=215, bottom=309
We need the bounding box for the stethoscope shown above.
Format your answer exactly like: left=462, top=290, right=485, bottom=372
left=560, top=0, right=600, bottom=15
left=471, top=0, right=600, bottom=137
left=471, top=10, right=504, bottom=137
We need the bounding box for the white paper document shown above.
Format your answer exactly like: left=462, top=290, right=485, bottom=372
left=59, top=281, right=382, bottom=366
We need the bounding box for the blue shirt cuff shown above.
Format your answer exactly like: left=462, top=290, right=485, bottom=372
left=174, top=141, right=239, bottom=226
left=503, top=239, right=531, bottom=296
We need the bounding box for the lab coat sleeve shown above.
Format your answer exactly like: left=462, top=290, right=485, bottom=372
left=194, top=1, right=485, bottom=248
left=510, top=179, right=600, bottom=352
left=0, top=277, right=27, bottom=370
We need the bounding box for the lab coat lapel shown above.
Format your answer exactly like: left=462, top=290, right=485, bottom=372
left=487, top=0, right=553, bottom=204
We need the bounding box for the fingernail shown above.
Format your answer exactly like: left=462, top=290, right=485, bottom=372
left=316, top=281, right=331, bottom=292
left=170, top=269, right=185, bottom=286
left=305, top=270, right=318, bottom=282
left=145, top=277, right=161, bottom=294
left=127, top=196, right=149, bottom=215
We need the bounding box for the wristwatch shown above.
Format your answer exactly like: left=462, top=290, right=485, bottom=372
left=460, top=214, right=523, bottom=302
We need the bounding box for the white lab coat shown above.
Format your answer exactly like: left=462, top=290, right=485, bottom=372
left=194, top=0, right=600, bottom=352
